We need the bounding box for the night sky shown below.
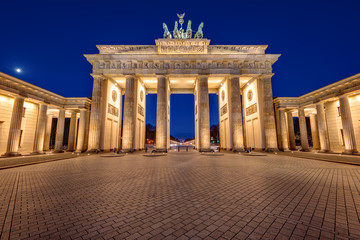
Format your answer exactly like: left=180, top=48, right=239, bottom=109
left=1, top=0, right=359, bottom=139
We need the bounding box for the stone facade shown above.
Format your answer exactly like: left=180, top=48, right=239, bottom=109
left=274, top=74, right=360, bottom=154
left=0, top=72, right=91, bottom=156
left=1, top=37, right=358, bottom=156
left=84, top=39, right=280, bottom=152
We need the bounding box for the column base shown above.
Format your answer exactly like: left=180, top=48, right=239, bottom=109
left=318, top=150, right=332, bottom=153
left=232, top=148, right=246, bottom=153
left=30, top=151, right=45, bottom=155
left=153, top=148, right=168, bottom=153
left=281, top=148, right=290, bottom=152
left=2, top=152, right=21, bottom=157
left=199, top=148, right=212, bottom=152
left=120, top=149, right=134, bottom=153
left=86, top=149, right=101, bottom=154
left=53, top=150, right=64, bottom=153
left=264, top=148, right=279, bottom=152
left=342, top=149, right=358, bottom=155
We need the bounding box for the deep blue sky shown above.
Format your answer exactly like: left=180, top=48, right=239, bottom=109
left=1, top=0, right=359, bottom=139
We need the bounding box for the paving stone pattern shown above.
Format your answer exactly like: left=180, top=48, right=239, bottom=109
left=0, top=151, right=360, bottom=239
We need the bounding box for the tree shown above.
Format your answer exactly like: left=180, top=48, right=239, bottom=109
left=210, top=124, right=219, bottom=143
left=146, top=124, right=156, bottom=143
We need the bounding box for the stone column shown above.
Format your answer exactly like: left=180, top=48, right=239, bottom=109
left=117, top=90, right=123, bottom=150
left=67, top=111, right=77, bottom=152
left=83, top=110, right=90, bottom=151
left=32, top=104, right=48, bottom=154
left=339, top=95, right=358, bottom=154
left=43, top=114, right=53, bottom=151
left=316, top=102, right=331, bottom=152
left=3, top=96, right=25, bottom=156
left=230, top=76, right=244, bottom=151
left=298, top=107, right=309, bottom=151
left=122, top=75, right=137, bottom=151
left=54, top=109, right=66, bottom=153
left=87, top=75, right=103, bottom=152
left=309, top=114, right=320, bottom=150
left=156, top=75, right=168, bottom=151
left=76, top=109, right=88, bottom=152
left=279, top=109, right=289, bottom=151
left=198, top=76, right=211, bottom=151
left=286, top=111, right=296, bottom=150
left=262, top=76, right=278, bottom=151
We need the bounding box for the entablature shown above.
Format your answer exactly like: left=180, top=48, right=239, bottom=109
left=84, top=54, right=279, bottom=76
left=274, top=73, right=360, bottom=109
left=96, top=44, right=269, bottom=55
left=0, top=72, right=91, bottom=110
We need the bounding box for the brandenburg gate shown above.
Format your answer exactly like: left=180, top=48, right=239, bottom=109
left=84, top=14, right=280, bottom=152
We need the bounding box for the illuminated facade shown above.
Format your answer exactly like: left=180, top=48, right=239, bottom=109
left=274, top=74, right=360, bottom=154
left=0, top=72, right=91, bottom=156
left=83, top=38, right=280, bottom=152
left=0, top=15, right=358, bottom=156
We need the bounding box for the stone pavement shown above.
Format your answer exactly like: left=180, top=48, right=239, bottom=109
left=277, top=151, right=360, bottom=166
left=0, top=153, right=80, bottom=169
left=0, top=151, right=360, bottom=240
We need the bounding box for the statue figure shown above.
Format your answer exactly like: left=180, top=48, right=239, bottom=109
left=186, top=20, right=192, bottom=39
left=163, top=23, right=172, bottom=39
left=194, top=22, right=204, bottom=39
left=173, top=21, right=179, bottom=39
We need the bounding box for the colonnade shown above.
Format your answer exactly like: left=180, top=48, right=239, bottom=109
left=277, top=95, right=358, bottom=154
left=118, top=74, right=278, bottom=152
left=2, top=95, right=90, bottom=156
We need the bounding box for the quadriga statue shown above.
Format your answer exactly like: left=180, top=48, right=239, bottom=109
left=186, top=20, right=192, bottom=39
left=194, top=22, right=204, bottom=39
left=173, top=21, right=179, bottom=39
left=163, top=23, right=172, bottom=39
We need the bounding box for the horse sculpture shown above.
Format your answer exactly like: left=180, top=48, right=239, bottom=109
left=194, top=22, right=204, bottom=39
left=163, top=23, right=172, bottom=39
left=186, top=20, right=192, bottom=39
left=173, top=21, right=179, bottom=39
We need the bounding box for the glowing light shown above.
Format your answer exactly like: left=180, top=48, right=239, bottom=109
left=15, top=68, right=21, bottom=73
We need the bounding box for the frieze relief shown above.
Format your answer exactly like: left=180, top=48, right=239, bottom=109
left=97, top=45, right=157, bottom=54
left=96, top=45, right=267, bottom=54
left=94, top=60, right=272, bottom=71
left=246, top=103, right=257, bottom=116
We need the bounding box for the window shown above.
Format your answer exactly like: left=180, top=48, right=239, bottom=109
left=22, top=107, right=26, bottom=118
left=337, top=106, right=341, bottom=117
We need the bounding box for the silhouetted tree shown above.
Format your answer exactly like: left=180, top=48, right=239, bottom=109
left=210, top=124, right=219, bottom=143
left=146, top=124, right=156, bottom=143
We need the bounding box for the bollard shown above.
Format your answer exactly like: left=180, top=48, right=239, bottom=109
left=178, top=146, right=180, bottom=152
left=186, top=146, right=188, bottom=152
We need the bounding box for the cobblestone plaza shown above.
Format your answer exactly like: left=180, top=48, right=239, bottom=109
left=1, top=152, right=360, bottom=239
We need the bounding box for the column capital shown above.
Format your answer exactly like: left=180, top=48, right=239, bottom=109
left=227, top=75, right=240, bottom=80
left=196, top=75, right=209, bottom=81
left=14, top=95, right=26, bottom=100
left=258, top=74, right=274, bottom=80
left=124, top=74, right=138, bottom=80
left=156, top=74, right=170, bottom=81
left=90, top=74, right=104, bottom=80
left=338, top=94, right=349, bottom=100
